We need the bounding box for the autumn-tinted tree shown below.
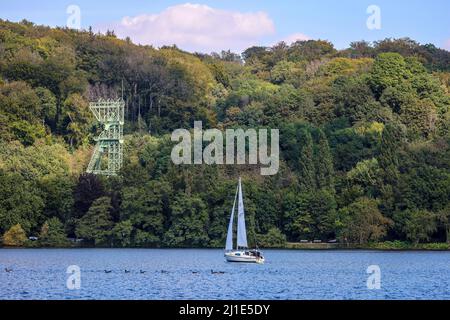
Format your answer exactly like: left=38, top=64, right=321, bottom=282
left=339, top=197, right=391, bottom=244
left=3, top=224, right=27, bottom=247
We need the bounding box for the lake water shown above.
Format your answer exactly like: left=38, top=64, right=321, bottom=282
left=0, top=249, right=449, bottom=300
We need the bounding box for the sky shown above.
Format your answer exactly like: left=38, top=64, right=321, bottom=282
left=1, top=0, right=449, bottom=53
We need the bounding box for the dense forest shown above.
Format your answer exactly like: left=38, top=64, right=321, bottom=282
left=0, top=19, right=449, bottom=248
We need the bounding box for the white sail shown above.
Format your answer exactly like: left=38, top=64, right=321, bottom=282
left=236, top=177, right=248, bottom=248
left=225, top=186, right=238, bottom=251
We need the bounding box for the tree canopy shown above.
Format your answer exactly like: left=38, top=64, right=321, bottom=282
left=0, top=20, right=449, bottom=247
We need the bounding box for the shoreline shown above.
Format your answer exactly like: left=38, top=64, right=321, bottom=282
left=1, top=242, right=449, bottom=251
left=285, top=241, right=450, bottom=251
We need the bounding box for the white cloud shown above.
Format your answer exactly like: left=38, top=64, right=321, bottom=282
left=279, top=33, right=311, bottom=44
left=97, top=3, right=276, bottom=53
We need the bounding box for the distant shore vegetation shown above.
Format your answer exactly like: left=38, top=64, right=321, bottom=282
left=0, top=20, right=449, bottom=249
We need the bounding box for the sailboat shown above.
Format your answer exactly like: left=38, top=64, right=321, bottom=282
left=224, top=177, right=265, bottom=264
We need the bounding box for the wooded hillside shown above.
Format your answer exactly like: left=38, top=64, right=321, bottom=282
left=0, top=20, right=449, bottom=248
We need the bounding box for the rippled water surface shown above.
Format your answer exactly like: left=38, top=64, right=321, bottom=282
left=0, top=249, right=449, bottom=300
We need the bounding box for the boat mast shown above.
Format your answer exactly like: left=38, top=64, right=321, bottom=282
left=236, top=177, right=248, bottom=250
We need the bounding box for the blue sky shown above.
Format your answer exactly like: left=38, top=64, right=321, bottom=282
left=1, top=0, right=449, bottom=52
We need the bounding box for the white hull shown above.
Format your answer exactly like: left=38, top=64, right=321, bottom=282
left=224, top=251, right=264, bottom=264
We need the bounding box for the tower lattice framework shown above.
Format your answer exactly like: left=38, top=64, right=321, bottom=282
left=87, top=99, right=125, bottom=176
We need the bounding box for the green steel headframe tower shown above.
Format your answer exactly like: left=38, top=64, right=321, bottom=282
left=87, top=99, right=125, bottom=176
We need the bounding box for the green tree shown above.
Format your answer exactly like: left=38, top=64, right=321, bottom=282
left=400, top=98, right=437, bottom=137
left=134, top=229, right=161, bottom=247
left=437, top=204, right=450, bottom=244
left=0, top=170, right=44, bottom=234
left=257, top=227, right=287, bottom=248
left=403, top=209, right=437, bottom=244
left=287, top=40, right=336, bottom=62
left=379, top=83, right=416, bottom=114
left=347, top=158, right=381, bottom=197
left=76, top=197, right=113, bottom=246
left=112, top=220, right=133, bottom=247
left=378, top=123, right=403, bottom=185
left=283, top=192, right=307, bottom=240
left=283, top=189, right=336, bottom=240
left=369, top=52, right=412, bottom=97
left=72, top=174, right=105, bottom=219
left=59, top=93, right=92, bottom=148
left=40, top=174, right=75, bottom=224
left=164, top=194, right=209, bottom=247
left=270, top=60, right=303, bottom=85
left=39, top=217, right=69, bottom=247
left=0, top=81, right=46, bottom=145
left=315, top=129, right=335, bottom=190
left=34, top=87, right=57, bottom=129
left=120, top=180, right=169, bottom=243
left=339, top=197, right=391, bottom=244
left=298, top=130, right=316, bottom=191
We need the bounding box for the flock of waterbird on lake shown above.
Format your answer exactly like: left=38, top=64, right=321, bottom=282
left=4, top=267, right=226, bottom=275
left=102, top=269, right=226, bottom=275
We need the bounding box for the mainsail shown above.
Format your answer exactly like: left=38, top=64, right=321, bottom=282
left=225, top=185, right=238, bottom=251
left=236, top=178, right=248, bottom=248
left=224, top=177, right=264, bottom=263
